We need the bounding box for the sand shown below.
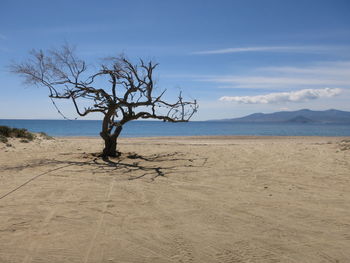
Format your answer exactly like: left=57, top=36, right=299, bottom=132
left=0, top=136, right=350, bottom=262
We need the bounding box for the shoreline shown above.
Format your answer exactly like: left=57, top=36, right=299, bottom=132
left=2, top=120, right=350, bottom=138
left=57, top=134, right=350, bottom=141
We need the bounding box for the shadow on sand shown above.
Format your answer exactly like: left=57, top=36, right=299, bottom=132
left=1, top=151, right=208, bottom=200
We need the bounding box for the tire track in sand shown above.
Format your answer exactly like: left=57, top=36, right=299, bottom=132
left=83, top=177, right=115, bottom=263
left=21, top=169, right=77, bottom=263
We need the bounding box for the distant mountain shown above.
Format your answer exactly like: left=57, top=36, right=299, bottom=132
left=287, top=115, right=314, bottom=123
left=214, top=109, right=350, bottom=124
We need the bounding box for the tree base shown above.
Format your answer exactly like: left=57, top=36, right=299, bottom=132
left=100, top=151, right=121, bottom=159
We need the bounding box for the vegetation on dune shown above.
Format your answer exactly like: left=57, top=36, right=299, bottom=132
left=0, top=126, right=54, bottom=144
left=38, top=132, right=54, bottom=140
left=0, top=126, right=56, bottom=143
left=0, top=126, right=35, bottom=141
left=0, top=135, right=8, bottom=143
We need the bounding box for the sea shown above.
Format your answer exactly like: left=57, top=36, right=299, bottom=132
left=1, top=119, right=350, bottom=137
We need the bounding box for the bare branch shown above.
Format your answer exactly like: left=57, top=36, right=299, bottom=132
left=12, top=44, right=198, bottom=157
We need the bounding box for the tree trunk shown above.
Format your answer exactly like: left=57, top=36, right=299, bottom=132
left=102, top=134, right=118, bottom=158
left=100, top=113, right=123, bottom=158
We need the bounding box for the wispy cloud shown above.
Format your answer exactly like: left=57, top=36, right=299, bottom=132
left=200, top=76, right=350, bottom=87
left=181, top=61, right=350, bottom=90
left=192, top=45, right=349, bottom=55
left=259, top=61, right=350, bottom=76
left=219, top=88, right=342, bottom=104
left=0, top=33, right=7, bottom=40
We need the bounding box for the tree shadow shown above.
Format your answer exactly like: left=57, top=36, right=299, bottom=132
left=73, top=151, right=204, bottom=181
left=2, top=151, right=207, bottom=182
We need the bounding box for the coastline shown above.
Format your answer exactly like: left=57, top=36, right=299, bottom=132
left=1, top=136, right=350, bottom=262
left=57, top=134, right=350, bottom=139
left=2, top=119, right=350, bottom=137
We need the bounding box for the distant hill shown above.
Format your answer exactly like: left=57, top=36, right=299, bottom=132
left=214, top=109, right=350, bottom=124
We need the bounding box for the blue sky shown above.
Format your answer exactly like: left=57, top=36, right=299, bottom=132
left=1, top=0, right=350, bottom=120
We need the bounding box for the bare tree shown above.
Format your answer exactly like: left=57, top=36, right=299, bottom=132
left=11, top=45, right=198, bottom=158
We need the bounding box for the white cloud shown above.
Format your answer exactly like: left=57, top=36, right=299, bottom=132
left=192, top=45, right=348, bottom=55
left=219, top=88, right=342, bottom=104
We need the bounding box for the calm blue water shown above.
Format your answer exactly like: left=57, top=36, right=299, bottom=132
left=0, top=119, right=349, bottom=137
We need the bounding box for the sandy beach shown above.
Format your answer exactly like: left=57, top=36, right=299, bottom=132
left=0, top=136, right=350, bottom=262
